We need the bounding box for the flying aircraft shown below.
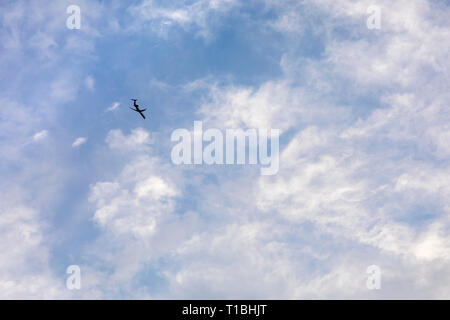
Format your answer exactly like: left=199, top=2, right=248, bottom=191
left=129, top=99, right=147, bottom=119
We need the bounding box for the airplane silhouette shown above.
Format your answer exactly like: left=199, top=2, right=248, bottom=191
left=129, top=99, right=147, bottom=119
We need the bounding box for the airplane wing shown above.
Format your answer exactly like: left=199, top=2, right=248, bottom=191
left=140, top=109, right=146, bottom=112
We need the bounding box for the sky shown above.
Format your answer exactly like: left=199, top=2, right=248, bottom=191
left=0, top=0, right=450, bottom=299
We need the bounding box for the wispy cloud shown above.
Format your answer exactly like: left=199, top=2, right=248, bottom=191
left=106, top=102, right=120, bottom=112
left=32, top=130, right=48, bottom=142
left=72, top=137, right=87, bottom=148
left=128, top=0, right=240, bottom=39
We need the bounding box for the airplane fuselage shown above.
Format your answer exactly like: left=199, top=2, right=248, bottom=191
left=130, top=99, right=147, bottom=119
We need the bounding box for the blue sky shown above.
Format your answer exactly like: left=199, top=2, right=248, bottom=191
left=1, top=0, right=450, bottom=299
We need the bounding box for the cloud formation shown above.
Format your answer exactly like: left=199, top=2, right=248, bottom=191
left=72, top=137, right=87, bottom=148
left=0, top=0, right=449, bottom=299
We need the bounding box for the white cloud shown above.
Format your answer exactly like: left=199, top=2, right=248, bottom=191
left=0, top=192, right=67, bottom=299
left=106, top=102, right=120, bottom=112
left=106, top=128, right=154, bottom=151
left=198, top=81, right=350, bottom=131
left=83, top=131, right=195, bottom=297
left=72, top=137, right=87, bottom=148
left=90, top=169, right=179, bottom=238
left=33, top=130, right=48, bottom=142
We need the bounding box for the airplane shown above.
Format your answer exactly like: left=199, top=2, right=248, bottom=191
left=129, top=99, right=147, bottom=119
